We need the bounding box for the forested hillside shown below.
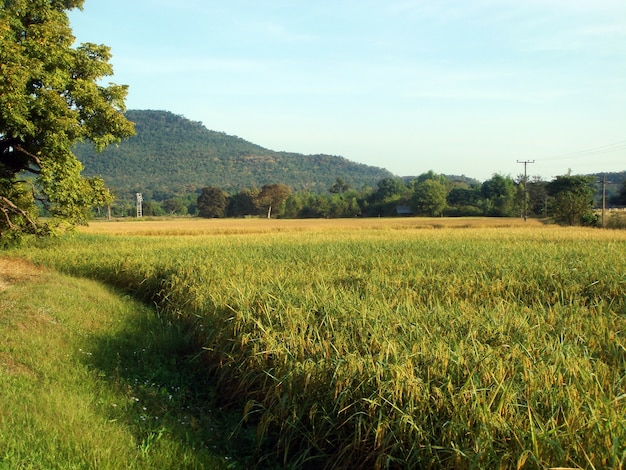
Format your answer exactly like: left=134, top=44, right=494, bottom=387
left=74, top=110, right=393, bottom=198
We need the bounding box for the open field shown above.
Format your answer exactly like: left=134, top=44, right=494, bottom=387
left=79, top=216, right=545, bottom=236
left=8, top=218, right=626, bottom=468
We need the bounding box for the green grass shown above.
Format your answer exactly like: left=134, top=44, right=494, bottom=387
left=7, top=221, right=626, bottom=468
left=0, top=259, right=267, bottom=469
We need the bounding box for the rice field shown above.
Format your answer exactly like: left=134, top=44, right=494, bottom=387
left=22, top=218, right=626, bottom=468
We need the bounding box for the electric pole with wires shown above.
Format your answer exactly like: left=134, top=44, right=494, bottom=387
left=517, top=160, right=535, bottom=221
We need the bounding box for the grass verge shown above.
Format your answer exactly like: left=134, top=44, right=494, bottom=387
left=0, top=257, right=269, bottom=469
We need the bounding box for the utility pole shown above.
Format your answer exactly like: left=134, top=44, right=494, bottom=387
left=601, top=175, right=610, bottom=228
left=517, top=160, right=535, bottom=221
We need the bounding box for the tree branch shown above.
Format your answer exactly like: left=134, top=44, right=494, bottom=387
left=12, top=143, right=42, bottom=170
left=0, top=138, right=42, bottom=175
left=0, top=195, right=39, bottom=232
left=0, top=206, right=16, bottom=230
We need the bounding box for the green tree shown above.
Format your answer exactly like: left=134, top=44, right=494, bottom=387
left=546, top=175, right=597, bottom=226
left=370, top=177, right=407, bottom=203
left=163, top=197, right=188, bottom=216
left=197, top=186, right=227, bottom=218
left=446, top=185, right=483, bottom=215
left=527, top=176, right=548, bottom=217
left=283, top=192, right=304, bottom=218
left=414, top=170, right=448, bottom=185
left=300, top=193, right=331, bottom=218
left=617, top=180, right=626, bottom=206
left=227, top=188, right=260, bottom=217
left=0, top=0, right=134, bottom=242
left=86, top=175, right=114, bottom=219
left=367, top=177, right=408, bottom=216
left=481, top=174, right=517, bottom=217
left=256, top=184, right=291, bottom=218
left=410, top=178, right=448, bottom=216
left=142, top=200, right=164, bottom=217
left=329, top=177, right=350, bottom=194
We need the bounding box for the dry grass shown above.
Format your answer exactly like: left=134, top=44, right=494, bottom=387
left=80, top=216, right=544, bottom=236
left=0, top=258, right=44, bottom=292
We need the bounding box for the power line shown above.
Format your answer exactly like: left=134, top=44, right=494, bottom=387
left=539, top=140, right=626, bottom=163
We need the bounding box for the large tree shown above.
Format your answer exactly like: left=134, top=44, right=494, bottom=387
left=409, top=173, right=448, bottom=216
left=481, top=174, right=518, bottom=217
left=227, top=188, right=260, bottom=217
left=0, top=0, right=134, bottom=243
left=370, top=177, right=407, bottom=203
left=256, top=183, right=291, bottom=218
left=197, top=186, right=227, bottom=218
left=546, top=175, right=597, bottom=226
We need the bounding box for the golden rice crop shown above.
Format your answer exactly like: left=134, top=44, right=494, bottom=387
left=22, top=221, right=626, bottom=468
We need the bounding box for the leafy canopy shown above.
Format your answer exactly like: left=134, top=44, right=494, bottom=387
left=546, top=175, right=596, bottom=226
left=257, top=183, right=291, bottom=218
left=197, top=186, right=227, bottom=218
left=0, top=0, right=134, bottom=242
left=410, top=174, right=448, bottom=216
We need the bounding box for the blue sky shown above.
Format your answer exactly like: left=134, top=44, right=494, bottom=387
left=69, top=0, right=625, bottom=181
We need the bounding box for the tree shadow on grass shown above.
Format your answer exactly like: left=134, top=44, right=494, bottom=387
left=83, top=299, right=281, bottom=469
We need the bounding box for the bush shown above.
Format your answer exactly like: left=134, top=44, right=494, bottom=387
left=607, top=212, right=626, bottom=229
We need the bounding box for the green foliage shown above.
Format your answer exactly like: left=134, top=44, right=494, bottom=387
left=589, top=171, right=626, bottom=206
left=526, top=176, right=548, bottom=217
left=445, top=185, right=483, bottom=216
left=617, top=179, right=626, bottom=205
left=107, top=169, right=617, bottom=224
left=74, top=110, right=393, bottom=199
left=547, top=175, right=597, bottom=225
left=226, top=188, right=260, bottom=217
left=142, top=200, right=164, bottom=217
left=409, top=173, right=448, bottom=216
left=0, top=0, right=134, bottom=242
left=481, top=174, right=518, bottom=217
left=162, top=198, right=188, bottom=216
left=197, top=186, right=227, bottom=218
left=606, top=212, right=626, bottom=229
left=288, top=192, right=330, bottom=218
left=22, top=225, right=626, bottom=469
left=257, top=183, right=291, bottom=218
left=366, top=177, right=409, bottom=216
left=0, top=259, right=244, bottom=468
left=370, top=177, right=407, bottom=203
left=0, top=179, right=40, bottom=246
left=413, top=170, right=449, bottom=186
left=329, top=177, right=351, bottom=194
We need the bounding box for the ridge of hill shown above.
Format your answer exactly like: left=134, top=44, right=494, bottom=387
left=74, top=110, right=394, bottom=198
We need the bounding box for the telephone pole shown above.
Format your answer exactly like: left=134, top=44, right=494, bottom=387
left=601, top=175, right=610, bottom=228
left=517, top=160, right=534, bottom=221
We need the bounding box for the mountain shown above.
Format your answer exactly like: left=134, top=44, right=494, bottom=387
left=74, top=110, right=394, bottom=198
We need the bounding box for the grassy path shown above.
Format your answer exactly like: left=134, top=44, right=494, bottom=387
left=0, top=257, right=262, bottom=469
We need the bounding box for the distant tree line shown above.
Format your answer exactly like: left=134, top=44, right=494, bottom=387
left=98, top=172, right=626, bottom=227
